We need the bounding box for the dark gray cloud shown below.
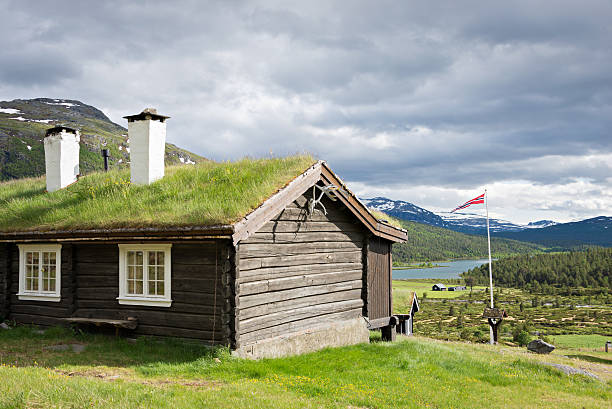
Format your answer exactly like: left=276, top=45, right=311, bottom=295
left=0, top=0, right=610, bottom=222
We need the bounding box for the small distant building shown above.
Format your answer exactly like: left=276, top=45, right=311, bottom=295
left=432, top=283, right=446, bottom=291
left=448, top=286, right=467, bottom=291
left=396, top=292, right=419, bottom=336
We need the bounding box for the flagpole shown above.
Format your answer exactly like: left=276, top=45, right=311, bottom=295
left=485, top=189, right=495, bottom=344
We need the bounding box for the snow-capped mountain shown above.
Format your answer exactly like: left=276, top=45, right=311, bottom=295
left=362, top=197, right=554, bottom=234
left=364, top=197, right=611, bottom=247
left=525, top=220, right=558, bottom=229
left=437, top=212, right=525, bottom=234
left=361, top=197, right=446, bottom=227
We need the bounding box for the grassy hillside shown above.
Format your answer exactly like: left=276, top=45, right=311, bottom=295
left=0, top=98, right=205, bottom=181
left=0, top=327, right=609, bottom=408
left=392, top=220, right=544, bottom=263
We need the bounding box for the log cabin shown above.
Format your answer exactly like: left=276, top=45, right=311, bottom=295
left=0, top=109, right=407, bottom=358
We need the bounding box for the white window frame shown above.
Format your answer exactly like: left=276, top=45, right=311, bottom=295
left=117, top=244, right=172, bottom=307
left=17, top=244, right=62, bottom=302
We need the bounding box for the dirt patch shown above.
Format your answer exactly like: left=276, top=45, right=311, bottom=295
left=54, top=367, right=221, bottom=388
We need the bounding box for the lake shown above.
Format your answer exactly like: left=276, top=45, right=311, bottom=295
left=393, top=259, right=491, bottom=280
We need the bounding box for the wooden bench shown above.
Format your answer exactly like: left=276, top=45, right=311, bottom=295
left=62, top=317, right=138, bottom=336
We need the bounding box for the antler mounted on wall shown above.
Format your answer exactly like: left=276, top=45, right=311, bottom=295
left=307, top=184, right=346, bottom=216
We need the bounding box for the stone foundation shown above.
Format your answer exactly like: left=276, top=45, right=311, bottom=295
left=233, top=317, right=369, bottom=359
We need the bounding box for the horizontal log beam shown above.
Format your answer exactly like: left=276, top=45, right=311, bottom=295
left=239, top=299, right=363, bottom=333
left=239, top=270, right=362, bottom=296
left=239, top=280, right=362, bottom=309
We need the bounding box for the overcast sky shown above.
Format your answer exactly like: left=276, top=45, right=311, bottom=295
left=1, top=0, right=610, bottom=224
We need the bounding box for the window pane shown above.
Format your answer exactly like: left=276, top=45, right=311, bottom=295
left=48, top=252, right=56, bottom=264
left=128, top=266, right=134, bottom=280
left=148, top=281, right=156, bottom=295
left=43, top=252, right=49, bottom=264
left=127, top=251, right=135, bottom=265
left=157, top=251, right=164, bottom=265
left=43, top=279, right=49, bottom=292
left=48, top=265, right=56, bottom=279
left=157, top=281, right=164, bottom=295
left=149, top=251, right=156, bottom=265
left=135, top=265, right=143, bottom=280
left=135, top=251, right=143, bottom=265
left=128, top=280, right=134, bottom=294
left=134, top=280, right=143, bottom=294
left=48, top=279, right=56, bottom=291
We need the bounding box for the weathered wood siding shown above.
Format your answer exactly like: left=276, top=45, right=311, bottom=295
left=6, top=241, right=232, bottom=344
left=366, top=237, right=393, bottom=320
left=236, top=192, right=366, bottom=346
left=0, top=243, right=10, bottom=319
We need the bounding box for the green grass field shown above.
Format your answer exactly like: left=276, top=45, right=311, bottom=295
left=394, top=279, right=487, bottom=302
left=0, top=326, right=610, bottom=408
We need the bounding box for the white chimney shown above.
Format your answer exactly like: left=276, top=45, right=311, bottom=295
left=44, top=126, right=80, bottom=192
left=123, top=108, right=170, bottom=185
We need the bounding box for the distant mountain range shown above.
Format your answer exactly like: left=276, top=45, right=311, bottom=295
left=0, top=98, right=205, bottom=181
left=363, top=197, right=611, bottom=248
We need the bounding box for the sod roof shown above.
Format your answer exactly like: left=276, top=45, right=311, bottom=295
left=0, top=155, right=317, bottom=233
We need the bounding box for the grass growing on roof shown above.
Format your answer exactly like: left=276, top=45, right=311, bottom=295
left=369, top=209, right=403, bottom=229
left=0, top=155, right=316, bottom=232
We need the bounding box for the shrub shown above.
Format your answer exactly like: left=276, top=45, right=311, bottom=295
left=514, top=330, right=532, bottom=346
left=460, top=328, right=472, bottom=341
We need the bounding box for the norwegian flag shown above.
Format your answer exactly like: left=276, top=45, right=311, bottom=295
left=451, top=193, right=485, bottom=213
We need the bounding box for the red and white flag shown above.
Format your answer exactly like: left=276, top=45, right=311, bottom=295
left=451, top=193, right=485, bottom=213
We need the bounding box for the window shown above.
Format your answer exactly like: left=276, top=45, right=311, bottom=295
left=17, top=244, right=62, bottom=302
left=118, top=244, right=172, bottom=307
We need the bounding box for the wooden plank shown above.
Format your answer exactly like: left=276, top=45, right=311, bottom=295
left=136, top=325, right=229, bottom=341
left=367, top=316, right=393, bottom=329
left=76, top=289, right=226, bottom=305
left=239, top=299, right=363, bottom=333
left=241, top=231, right=364, bottom=244
left=9, top=313, right=66, bottom=327
left=237, top=262, right=362, bottom=283
left=254, top=221, right=363, bottom=234
left=10, top=304, right=69, bottom=317
left=239, top=241, right=361, bottom=259
left=239, top=250, right=362, bottom=271
left=238, top=289, right=362, bottom=320
left=63, top=244, right=77, bottom=315
left=239, top=270, right=362, bottom=296
left=76, top=299, right=228, bottom=315
left=270, top=207, right=354, bottom=223
left=239, top=308, right=362, bottom=344
left=73, top=263, right=118, bottom=276
left=0, top=244, right=9, bottom=318
left=62, top=317, right=138, bottom=330
left=73, top=308, right=227, bottom=329
left=239, top=280, right=362, bottom=309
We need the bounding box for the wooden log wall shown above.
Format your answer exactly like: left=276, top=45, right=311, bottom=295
left=236, top=192, right=367, bottom=346
left=5, top=241, right=232, bottom=345
left=73, top=242, right=231, bottom=343
left=0, top=243, right=10, bottom=319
